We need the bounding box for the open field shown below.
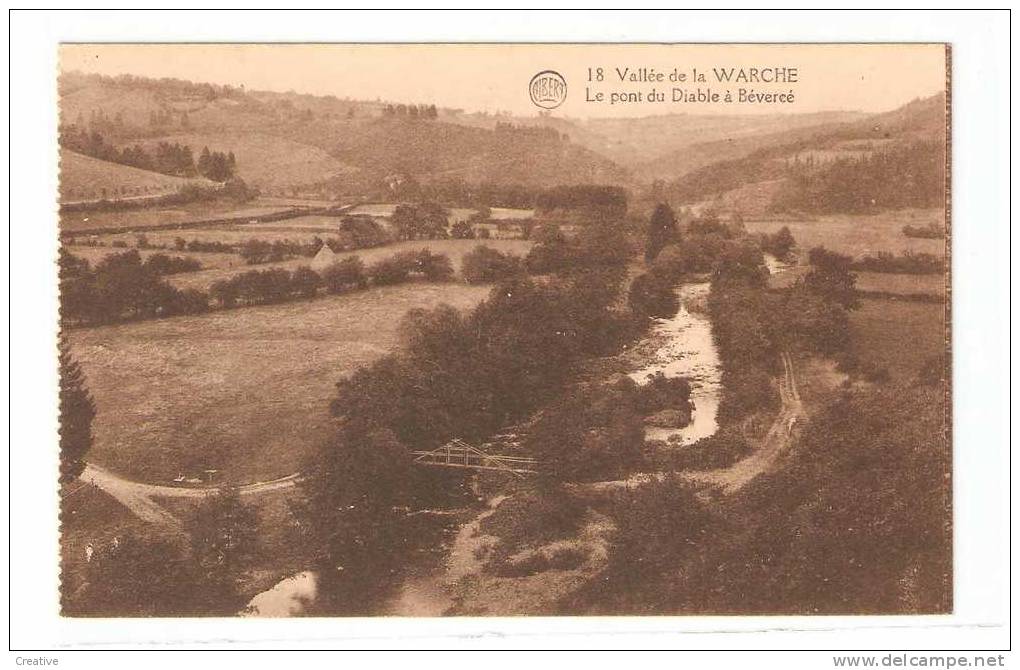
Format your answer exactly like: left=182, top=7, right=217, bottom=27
left=60, top=199, right=299, bottom=235
left=744, top=208, right=946, bottom=260
left=236, top=214, right=347, bottom=232
left=116, top=131, right=359, bottom=192
left=68, top=282, right=494, bottom=486
left=59, top=150, right=212, bottom=204
left=855, top=271, right=945, bottom=297
left=88, top=227, right=335, bottom=249
left=849, top=297, right=946, bottom=382
left=165, top=238, right=534, bottom=292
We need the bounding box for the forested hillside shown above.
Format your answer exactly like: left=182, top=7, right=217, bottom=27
left=666, top=93, right=946, bottom=216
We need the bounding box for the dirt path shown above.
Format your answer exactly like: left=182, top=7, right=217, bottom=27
left=688, top=352, right=804, bottom=493
left=81, top=463, right=301, bottom=525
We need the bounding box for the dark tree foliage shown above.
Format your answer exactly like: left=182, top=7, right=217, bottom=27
left=771, top=141, right=944, bottom=214
left=330, top=271, right=628, bottom=450
left=410, top=248, right=455, bottom=282
left=189, top=489, right=259, bottom=610
left=461, top=245, right=524, bottom=284
left=59, top=125, right=237, bottom=181
left=450, top=221, right=475, bottom=239
left=596, top=476, right=720, bottom=608
left=143, top=253, right=202, bottom=276
left=291, top=266, right=323, bottom=299
left=391, top=202, right=449, bottom=240
left=628, top=272, right=679, bottom=319
left=239, top=238, right=319, bottom=265
left=61, top=250, right=209, bottom=326
left=803, top=246, right=859, bottom=310
left=337, top=215, right=390, bottom=249
left=760, top=226, right=796, bottom=259
left=65, top=534, right=199, bottom=617
left=527, top=379, right=648, bottom=484
left=59, top=345, right=95, bottom=484
left=712, top=384, right=949, bottom=614
left=852, top=251, right=943, bottom=274
left=645, top=203, right=678, bottom=262
left=196, top=146, right=237, bottom=182
left=535, top=185, right=628, bottom=217
left=366, top=253, right=414, bottom=286
left=650, top=234, right=730, bottom=279
left=525, top=219, right=631, bottom=275
left=303, top=424, right=413, bottom=614
left=322, top=257, right=367, bottom=293
left=211, top=268, right=305, bottom=306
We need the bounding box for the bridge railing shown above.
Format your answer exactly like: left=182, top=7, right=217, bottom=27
left=411, top=439, right=538, bottom=476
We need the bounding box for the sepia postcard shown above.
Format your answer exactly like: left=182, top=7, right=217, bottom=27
left=54, top=42, right=952, bottom=620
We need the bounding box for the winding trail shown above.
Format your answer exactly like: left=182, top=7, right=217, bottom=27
left=687, top=352, right=803, bottom=493
left=80, top=463, right=301, bottom=525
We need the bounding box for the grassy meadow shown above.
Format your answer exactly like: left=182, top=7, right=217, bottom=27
left=744, top=208, right=946, bottom=260
left=848, top=297, right=947, bottom=382
left=60, top=200, right=298, bottom=235
left=854, top=271, right=945, bottom=297
left=68, top=281, right=493, bottom=485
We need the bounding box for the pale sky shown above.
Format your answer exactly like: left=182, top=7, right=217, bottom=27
left=60, top=43, right=947, bottom=119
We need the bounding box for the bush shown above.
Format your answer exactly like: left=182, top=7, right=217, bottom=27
left=322, top=256, right=366, bottom=293
left=478, top=489, right=586, bottom=559
left=290, top=266, right=322, bottom=299
left=367, top=254, right=414, bottom=286
left=634, top=372, right=693, bottom=414
left=491, top=546, right=586, bottom=577
left=143, top=253, right=202, bottom=275
left=628, top=272, right=679, bottom=319
left=461, top=245, right=523, bottom=284
left=411, top=249, right=455, bottom=282
left=670, top=427, right=752, bottom=471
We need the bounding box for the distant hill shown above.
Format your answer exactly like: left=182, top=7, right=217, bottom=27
left=58, top=71, right=628, bottom=197
left=445, top=109, right=865, bottom=180
left=59, top=149, right=213, bottom=204
left=665, top=92, right=947, bottom=217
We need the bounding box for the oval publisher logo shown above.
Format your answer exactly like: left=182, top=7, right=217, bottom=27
left=529, top=70, right=567, bottom=109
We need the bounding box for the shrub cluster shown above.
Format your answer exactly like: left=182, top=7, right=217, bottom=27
left=460, top=245, right=524, bottom=284
left=59, top=249, right=208, bottom=325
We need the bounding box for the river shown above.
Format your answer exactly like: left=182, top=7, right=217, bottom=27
left=629, top=282, right=722, bottom=445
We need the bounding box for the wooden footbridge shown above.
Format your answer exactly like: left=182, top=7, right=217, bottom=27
left=411, top=438, right=538, bottom=477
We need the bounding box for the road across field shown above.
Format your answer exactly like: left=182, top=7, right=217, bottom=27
left=81, top=463, right=302, bottom=525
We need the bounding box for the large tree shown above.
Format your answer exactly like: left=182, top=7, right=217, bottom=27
left=804, top=246, right=859, bottom=310
left=304, top=423, right=412, bottom=614
left=645, top=203, right=678, bottom=262
left=189, top=489, right=259, bottom=610
left=59, top=344, right=94, bottom=483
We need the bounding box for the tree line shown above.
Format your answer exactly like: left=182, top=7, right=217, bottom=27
left=61, top=245, right=469, bottom=327
left=770, top=141, right=944, bottom=214
left=852, top=250, right=943, bottom=274
left=59, top=125, right=237, bottom=182
left=382, top=103, right=439, bottom=119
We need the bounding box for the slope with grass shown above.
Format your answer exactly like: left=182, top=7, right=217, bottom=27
left=59, top=149, right=214, bottom=204
left=67, top=282, right=492, bottom=486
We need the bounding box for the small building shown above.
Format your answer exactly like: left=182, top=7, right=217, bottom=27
left=311, top=244, right=337, bottom=270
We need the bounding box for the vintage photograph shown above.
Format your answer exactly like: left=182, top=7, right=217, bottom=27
left=55, top=43, right=950, bottom=618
